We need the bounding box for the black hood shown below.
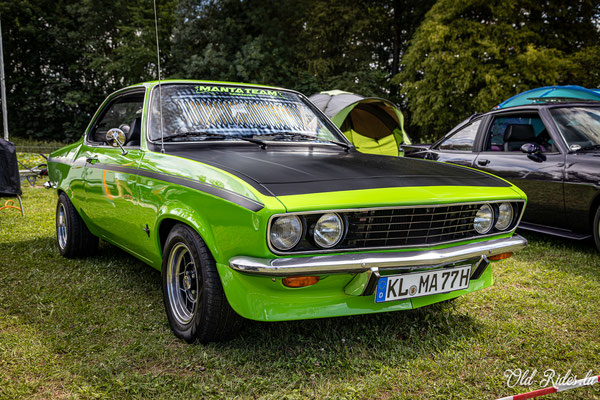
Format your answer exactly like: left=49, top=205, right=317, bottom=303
left=164, top=145, right=510, bottom=196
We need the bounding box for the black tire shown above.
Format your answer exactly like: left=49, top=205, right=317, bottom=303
left=593, top=206, right=600, bottom=252
left=56, top=192, right=99, bottom=258
left=161, top=224, right=242, bottom=343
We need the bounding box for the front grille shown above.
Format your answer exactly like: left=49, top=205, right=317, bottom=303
left=345, top=204, right=481, bottom=249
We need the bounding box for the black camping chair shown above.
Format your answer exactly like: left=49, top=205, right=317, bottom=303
left=18, top=153, right=48, bottom=187
left=0, top=138, right=24, bottom=216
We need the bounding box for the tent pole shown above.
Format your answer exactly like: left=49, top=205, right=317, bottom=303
left=0, top=15, right=8, bottom=141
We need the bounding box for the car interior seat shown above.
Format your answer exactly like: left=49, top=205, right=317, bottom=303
left=534, top=128, right=553, bottom=152
left=503, top=124, right=536, bottom=151
left=126, top=117, right=142, bottom=146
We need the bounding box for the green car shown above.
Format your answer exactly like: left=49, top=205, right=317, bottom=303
left=48, top=80, right=527, bottom=343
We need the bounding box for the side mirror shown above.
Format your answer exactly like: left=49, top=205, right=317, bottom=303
left=520, top=143, right=545, bottom=162
left=106, top=128, right=128, bottom=155
left=520, top=143, right=540, bottom=154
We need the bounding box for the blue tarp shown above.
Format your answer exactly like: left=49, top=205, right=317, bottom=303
left=496, top=85, right=600, bottom=109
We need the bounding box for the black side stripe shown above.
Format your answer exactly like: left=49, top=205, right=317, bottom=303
left=92, top=163, right=265, bottom=212
left=50, top=158, right=264, bottom=212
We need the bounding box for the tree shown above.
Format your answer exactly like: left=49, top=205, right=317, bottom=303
left=0, top=0, right=174, bottom=141
left=1, top=0, right=434, bottom=141
left=299, top=0, right=393, bottom=96
left=388, top=0, right=437, bottom=99
left=171, top=0, right=435, bottom=99
left=171, top=0, right=315, bottom=91
left=396, top=0, right=600, bottom=142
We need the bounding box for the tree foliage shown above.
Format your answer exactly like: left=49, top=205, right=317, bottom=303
left=171, top=0, right=313, bottom=91
left=0, top=0, right=174, bottom=141
left=1, top=0, right=432, bottom=141
left=171, top=0, right=434, bottom=98
left=2, top=0, right=599, bottom=143
left=397, top=0, right=600, bottom=141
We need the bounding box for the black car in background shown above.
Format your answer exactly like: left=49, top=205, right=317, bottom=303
left=404, top=101, right=600, bottom=251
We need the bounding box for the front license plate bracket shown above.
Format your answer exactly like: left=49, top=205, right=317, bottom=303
left=375, top=265, right=471, bottom=303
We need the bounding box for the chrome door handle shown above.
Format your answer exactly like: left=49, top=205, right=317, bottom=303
left=477, top=159, right=490, bottom=166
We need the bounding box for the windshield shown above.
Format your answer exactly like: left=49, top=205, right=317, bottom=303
left=550, top=107, right=600, bottom=149
left=148, top=84, right=344, bottom=144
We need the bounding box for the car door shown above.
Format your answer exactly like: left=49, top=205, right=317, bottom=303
left=78, top=90, right=148, bottom=257
left=551, top=105, right=600, bottom=235
left=472, top=110, right=567, bottom=228
left=424, top=118, right=482, bottom=167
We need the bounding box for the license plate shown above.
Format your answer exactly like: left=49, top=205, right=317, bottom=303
left=375, top=265, right=471, bottom=303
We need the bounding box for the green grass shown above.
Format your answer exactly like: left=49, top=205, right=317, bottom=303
left=9, top=137, right=68, bottom=154
left=1, top=183, right=599, bottom=399
left=17, top=153, right=48, bottom=169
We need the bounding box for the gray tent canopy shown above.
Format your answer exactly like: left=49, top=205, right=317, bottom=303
left=309, top=90, right=411, bottom=156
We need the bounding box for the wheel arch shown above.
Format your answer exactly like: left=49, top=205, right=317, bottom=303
left=589, top=191, right=600, bottom=230
left=155, top=206, right=219, bottom=263
left=56, top=186, right=73, bottom=199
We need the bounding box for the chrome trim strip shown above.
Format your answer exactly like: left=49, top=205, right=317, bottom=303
left=230, top=234, right=527, bottom=276
left=267, top=200, right=526, bottom=255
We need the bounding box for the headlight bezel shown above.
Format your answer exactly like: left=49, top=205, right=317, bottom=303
left=494, top=202, right=514, bottom=231
left=473, top=203, right=494, bottom=234
left=313, top=212, right=345, bottom=249
left=269, top=215, right=303, bottom=251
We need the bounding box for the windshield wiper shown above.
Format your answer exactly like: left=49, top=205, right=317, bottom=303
left=162, top=131, right=267, bottom=149
left=161, top=132, right=209, bottom=142
left=572, top=143, right=600, bottom=152
left=265, top=132, right=352, bottom=151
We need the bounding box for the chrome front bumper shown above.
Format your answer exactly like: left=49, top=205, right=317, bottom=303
left=229, top=235, right=527, bottom=277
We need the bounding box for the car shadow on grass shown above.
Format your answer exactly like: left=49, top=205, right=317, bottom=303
left=89, top=241, right=483, bottom=356
left=236, top=301, right=481, bottom=349
left=206, top=304, right=484, bottom=380
left=517, top=230, right=600, bottom=280
left=2, top=236, right=483, bottom=368
left=518, top=229, right=597, bottom=252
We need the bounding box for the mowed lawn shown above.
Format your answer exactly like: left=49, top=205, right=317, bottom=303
left=1, top=182, right=599, bottom=399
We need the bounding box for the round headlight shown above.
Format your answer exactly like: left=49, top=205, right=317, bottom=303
left=495, top=202, right=514, bottom=231
left=314, top=213, right=344, bottom=248
left=270, top=215, right=302, bottom=251
left=474, top=204, right=494, bottom=234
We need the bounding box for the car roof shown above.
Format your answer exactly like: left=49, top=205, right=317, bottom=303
left=496, top=85, right=600, bottom=108
left=456, top=101, right=600, bottom=128
left=490, top=101, right=600, bottom=113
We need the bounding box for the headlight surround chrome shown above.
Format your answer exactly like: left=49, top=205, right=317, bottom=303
left=313, top=213, right=344, bottom=248
left=495, top=202, right=514, bottom=231
left=474, top=204, right=494, bottom=234
left=270, top=215, right=303, bottom=251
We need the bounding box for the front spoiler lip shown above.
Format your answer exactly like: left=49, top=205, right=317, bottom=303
left=229, top=235, right=527, bottom=277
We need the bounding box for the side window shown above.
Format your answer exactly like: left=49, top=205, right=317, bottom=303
left=485, top=114, right=557, bottom=153
left=438, top=119, right=481, bottom=151
left=88, top=93, right=144, bottom=146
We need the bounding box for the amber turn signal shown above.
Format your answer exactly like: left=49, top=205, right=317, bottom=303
left=488, top=252, right=513, bottom=261
left=282, top=276, right=320, bottom=288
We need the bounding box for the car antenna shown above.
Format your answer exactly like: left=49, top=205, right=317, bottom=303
left=153, top=0, right=165, bottom=154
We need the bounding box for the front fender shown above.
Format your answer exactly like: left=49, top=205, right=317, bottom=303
left=155, top=201, right=218, bottom=264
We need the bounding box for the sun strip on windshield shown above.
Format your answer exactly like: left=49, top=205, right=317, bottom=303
left=172, top=93, right=318, bottom=135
